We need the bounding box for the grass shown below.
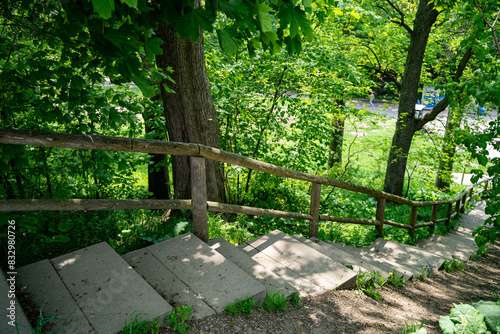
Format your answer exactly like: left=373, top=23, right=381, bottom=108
left=224, top=290, right=303, bottom=316
left=119, top=312, right=160, bottom=334
left=443, top=258, right=466, bottom=272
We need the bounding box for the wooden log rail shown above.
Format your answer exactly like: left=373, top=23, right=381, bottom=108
left=0, top=128, right=493, bottom=241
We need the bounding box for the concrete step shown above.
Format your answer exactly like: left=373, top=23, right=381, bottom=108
left=239, top=230, right=357, bottom=293
left=327, top=241, right=414, bottom=279
left=1, top=270, right=32, bottom=334
left=122, top=248, right=215, bottom=320
left=17, top=259, right=93, bottom=334
left=143, top=233, right=266, bottom=313
left=18, top=242, right=172, bottom=334
left=415, top=235, right=473, bottom=261
left=291, top=235, right=390, bottom=279
left=51, top=242, right=172, bottom=333
left=369, top=239, right=445, bottom=271
left=238, top=242, right=327, bottom=297
left=207, top=238, right=297, bottom=298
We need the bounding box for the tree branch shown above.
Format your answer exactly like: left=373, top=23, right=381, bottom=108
left=385, top=0, right=413, bottom=34
left=473, top=0, right=500, bottom=56
left=416, top=47, right=473, bottom=130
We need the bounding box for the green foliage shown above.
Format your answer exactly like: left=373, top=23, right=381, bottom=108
left=439, top=303, right=488, bottom=334
left=225, top=297, right=255, bottom=316
left=400, top=317, right=426, bottom=334
left=387, top=270, right=406, bottom=288
left=263, top=291, right=287, bottom=312
left=356, top=270, right=385, bottom=300
left=443, top=258, right=465, bottom=273
left=290, top=291, right=302, bottom=309
left=471, top=300, right=500, bottom=333
left=165, top=306, right=192, bottom=334
left=119, top=312, right=160, bottom=334
left=31, top=306, right=60, bottom=334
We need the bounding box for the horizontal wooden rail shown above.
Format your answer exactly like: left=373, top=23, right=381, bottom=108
left=0, top=128, right=493, bottom=241
left=0, top=199, right=193, bottom=212
left=319, top=215, right=379, bottom=226
left=207, top=201, right=312, bottom=221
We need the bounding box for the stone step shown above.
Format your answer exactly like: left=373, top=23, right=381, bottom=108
left=17, top=259, right=93, bottom=334
left=415, top=235, right=474, bottom=261
left=239, top=230, right=357, bottom=293
left=51, top=242, right=173, bottom=333
left=291, top=235, right=390, bottom=280
left=369, top=239, right=445, bottom=271
left=1, top=270, right=32, bottom=334
left=327, top=241, right=414, bottom=279
left=238, top=242, right=327, bottom=297
left=207, top=238, right=297, bottom=298
left=19, top=242, right=172, bottom=334
left=122, top=248, right=215, bottom=320
left=143, top=233, right=266, bottom=313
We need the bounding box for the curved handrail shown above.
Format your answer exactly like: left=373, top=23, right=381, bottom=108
left=0, top=128, right=493, bottom=240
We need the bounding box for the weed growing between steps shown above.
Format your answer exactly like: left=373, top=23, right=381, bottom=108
left=443, top=258, right=465, bottom=272
left=165, top=306, right=193, bottom=334
left=224, top=290, right=302, bottom=317
left=119, top=312, right=161, bottom=334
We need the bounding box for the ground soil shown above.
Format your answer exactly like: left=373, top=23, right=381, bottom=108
left=161, top=241, right=500, bottom=334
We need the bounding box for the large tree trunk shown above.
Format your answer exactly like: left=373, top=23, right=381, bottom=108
left=383, top=0, right=440, bottom=196
left=156, top=22, right=226, bottom=203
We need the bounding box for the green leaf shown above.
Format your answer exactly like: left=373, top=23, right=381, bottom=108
left=257, top=2, right=276, bottom=33
left=217, top=28, right=239, bottom=55
left=145, top=37, right=163, bottom=62
left=91, top=0, right=115, bottom=19
left=119, top=0, right=138, bottom=8
left=175, top=10, right=200, bottom=42
left=58, top=221, right=74, bottom=233
left=439, top=316, right=454, bottom=334
left=52, top=235, right=71, bottom=243
left=472, top=300, right=500, bottom=332
left=133, top=76, right=155, bottom=98
left=278, top=5, right=313, bottom=41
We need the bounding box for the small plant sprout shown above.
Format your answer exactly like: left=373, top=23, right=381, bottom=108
left=225, top=297, right=255, bottom=315
left=290, top=291, right=302, bottom=308
left=120, top=312, right=160, bottom=334
left=401, top=316, right=426, bottom=334
left=263, top=290, right=287, bottom=312
left=387, top=270, right=406, bottom=287
left=165, top=305, right=192, bottom=334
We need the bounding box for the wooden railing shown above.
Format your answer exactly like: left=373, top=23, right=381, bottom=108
left=0, top=128, right=492, bottom=242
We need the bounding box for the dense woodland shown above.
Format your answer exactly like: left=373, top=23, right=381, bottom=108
left=0, top=0, right=499, bottom=267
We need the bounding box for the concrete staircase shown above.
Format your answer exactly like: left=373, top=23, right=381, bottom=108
left=3, top=203, right=488, bottom=333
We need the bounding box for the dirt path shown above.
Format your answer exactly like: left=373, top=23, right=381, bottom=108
left=162, top=241, right=500, bottom=334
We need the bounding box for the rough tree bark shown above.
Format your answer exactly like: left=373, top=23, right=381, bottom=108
left=155, top=21, right=226, bottom=203
left=383, top=0, right=440, bottom=196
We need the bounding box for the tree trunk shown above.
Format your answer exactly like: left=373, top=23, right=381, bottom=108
left=328, top=99, right=346, bottom=167
left=144, top=115, right=171, bottom=199
left=156, top=22, right=226, bottom=203
left=434, top=105, right=464, bottom=190
left=383, top=0, right=439, bottom=196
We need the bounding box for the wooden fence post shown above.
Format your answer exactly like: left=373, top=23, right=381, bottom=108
left=455, top=199, right=461, bottom=216
left=460, top=195, right=467, bottom=213
left=191, top=157, right=208, bottom=242
left=484, top=181, right=489, bottom=191
left=376, top=197, right=386, bottom=238
left=468, top=188, right=473, bottom=201
left=445, top=203, right=453, bottom=227
left=430, top=204, right=438, bottom=234
left=309, top=182, right=321, bottom=238
left=409, top=206, right=418, bottom=239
